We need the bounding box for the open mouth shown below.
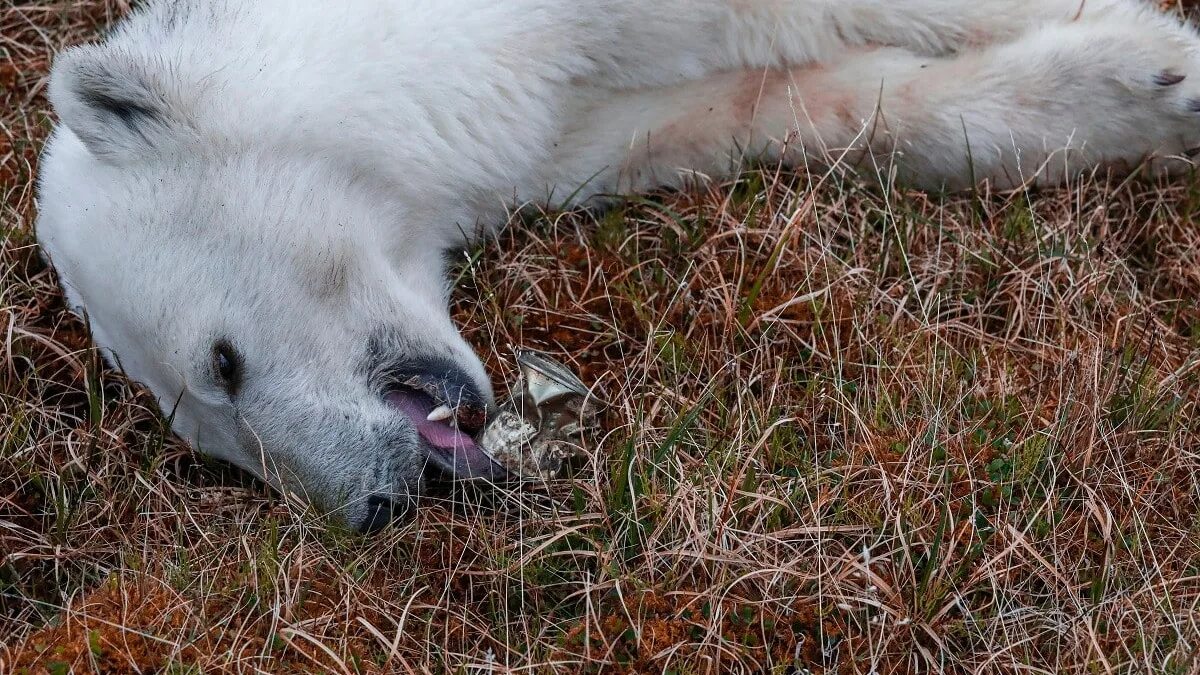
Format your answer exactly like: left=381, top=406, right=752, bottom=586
left=385, top=376, right=507, bottom=481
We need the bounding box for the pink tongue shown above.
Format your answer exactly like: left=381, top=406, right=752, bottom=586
left=385, top=390, right=501, bottom=480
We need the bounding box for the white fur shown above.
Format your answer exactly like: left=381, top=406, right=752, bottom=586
left=36, top=0, right=1200, bottom=529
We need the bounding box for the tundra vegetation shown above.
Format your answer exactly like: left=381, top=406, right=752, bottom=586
left=3, top=2, right=1200, bottom=673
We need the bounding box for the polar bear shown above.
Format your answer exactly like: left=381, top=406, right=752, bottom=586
left=36, top=0, right=1200, bottom=531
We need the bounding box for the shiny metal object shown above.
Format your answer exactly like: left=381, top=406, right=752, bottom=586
left=477, top=350, right=601, bottom=479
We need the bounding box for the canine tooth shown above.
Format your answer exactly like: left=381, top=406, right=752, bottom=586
left=426, top=405, right=453, bottom=422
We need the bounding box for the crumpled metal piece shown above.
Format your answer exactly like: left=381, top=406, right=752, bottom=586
left=477, top=350, right=601, bottom=479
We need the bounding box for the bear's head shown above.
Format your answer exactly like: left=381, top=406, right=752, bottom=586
left=36, top=45, right=504, bottom=532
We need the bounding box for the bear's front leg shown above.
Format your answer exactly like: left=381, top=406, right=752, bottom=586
left=545, top=10, right=1200, bottom=200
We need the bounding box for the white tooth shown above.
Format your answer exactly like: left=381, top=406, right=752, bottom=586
left=426, top=405, right=453, bottom=422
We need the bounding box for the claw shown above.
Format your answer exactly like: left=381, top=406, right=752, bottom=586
left=1155, top=70, right=1187, bottom=87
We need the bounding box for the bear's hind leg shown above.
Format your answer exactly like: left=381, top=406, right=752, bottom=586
left=592, top=0, right=1163, bottom=89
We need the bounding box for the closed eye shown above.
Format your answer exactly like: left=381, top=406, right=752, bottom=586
left=212, top=339, right=243, bottom=395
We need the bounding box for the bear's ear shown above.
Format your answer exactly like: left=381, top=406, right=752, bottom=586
left=48, top=44, right=184, bottom=162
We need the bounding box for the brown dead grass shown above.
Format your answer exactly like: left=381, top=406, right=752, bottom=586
left=4, top=1, right=1200, bottom=673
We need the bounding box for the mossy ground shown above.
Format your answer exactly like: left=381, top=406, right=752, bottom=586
left=3, top=2, right=1200, bottom=672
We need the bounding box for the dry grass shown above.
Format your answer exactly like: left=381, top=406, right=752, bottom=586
left=4, top=2, right=1200, bottom=673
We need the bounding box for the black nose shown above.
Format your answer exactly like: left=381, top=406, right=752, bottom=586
left=359, top=495, right=411, bottom=534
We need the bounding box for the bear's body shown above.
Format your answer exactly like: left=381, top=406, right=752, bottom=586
left=36, top=0, right=1200, bottom=530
